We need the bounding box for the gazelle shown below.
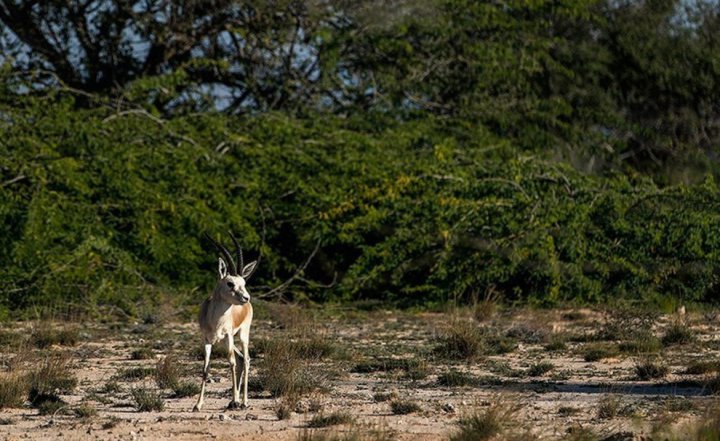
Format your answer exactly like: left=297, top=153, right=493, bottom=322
left=193, top=232, right=257, bottom=411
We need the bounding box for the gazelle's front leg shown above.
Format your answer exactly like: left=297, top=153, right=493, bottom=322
left=192, top=343, right=212, bottom=411
left=238, top=326, right=250, bottom=408
left=227, top=333, right=242, bottom=409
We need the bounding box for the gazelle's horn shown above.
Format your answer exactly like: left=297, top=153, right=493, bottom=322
left=204, top=233, right=237, bottom=275
left=228, top=231, right=244, bottom=273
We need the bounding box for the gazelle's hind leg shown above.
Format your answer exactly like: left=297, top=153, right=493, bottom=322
left=232, top=345, right=244, bottom=389
left=192, top=343, right=212, bottom=411
left=227, top=333, right=242, bottom=409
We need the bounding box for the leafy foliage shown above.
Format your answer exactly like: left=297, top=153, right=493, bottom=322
left=0, top=81, right=719, bottom=316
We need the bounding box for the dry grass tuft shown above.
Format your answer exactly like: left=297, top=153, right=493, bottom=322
left=389, top=399, right=421, bottom=415
left=473, top=288, right=501, bottom=322
left=527, top=362, right=554, bottom=377
left=27, top=353, right=77, bottom=410
left=116, top=367, right=154, bottom=381
left=130, top=347, right=154, bottom=360
left=685, top=360, right=720, bottom=375
left=0, top=372, right=28, bottom=408
left=583, top=343, right=620, bottom=362
left=435, top=320, right=485, bottom=360
left=634, top=359, right=669, bottom=380
left=297, top=424, right=395, bottom=441
left=259, top=337, right=326, bottom=399
left=73, top=403, right=98, bottom=419
left=131, top=387, right=165, bottom=412
left=597, top=396, right=621, bottom=419
left=307, top=411, right=354, bottom=428
left=450, top=405, right=507, bottom=441
left=155, top=355, right=181, bottom=389
left=31, top=327, right=79, bottom=349
left=172, top=381, right=199, bottom=398
left=435, top=320, right=516, bottom=360
left=662, top=322, right=695, bottom=346
left=618, top=331, right=662, bottom=355
left=437, top=370, right=477, bottom=387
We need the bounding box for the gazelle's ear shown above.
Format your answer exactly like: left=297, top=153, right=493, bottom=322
left=241, top=261, right=257, bottom=279
left=218, top=258, right=228, bottom=279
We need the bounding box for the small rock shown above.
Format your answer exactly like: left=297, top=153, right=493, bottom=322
left=246, top=413, right=258, bottom=421
left=205, top=414, right=212, bottom=421
left=219, top=414, right=231, bottom=421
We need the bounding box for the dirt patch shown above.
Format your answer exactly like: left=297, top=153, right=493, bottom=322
left=0, top=307, right=718, bottom=440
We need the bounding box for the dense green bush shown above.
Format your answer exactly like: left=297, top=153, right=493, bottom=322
left=1, top=87, right=719, bottom=317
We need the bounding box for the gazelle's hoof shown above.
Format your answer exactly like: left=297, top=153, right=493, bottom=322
left=227, top=401, right=242, bottom=410
left=240, top=403, right=249, bottom=410
left=192, top=405, right=201, bottom=412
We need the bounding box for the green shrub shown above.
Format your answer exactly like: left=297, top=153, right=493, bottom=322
left=1, top=93, right=719, bottom=315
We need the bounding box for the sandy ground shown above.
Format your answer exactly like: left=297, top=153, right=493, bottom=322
left=1, top=306, right=718, bottom=441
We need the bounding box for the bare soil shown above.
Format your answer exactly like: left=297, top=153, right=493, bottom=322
left=1, top=306, right=718, bottom=441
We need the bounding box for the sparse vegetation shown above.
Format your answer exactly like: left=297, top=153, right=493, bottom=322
left=259, top=337, right=325, bottom=398
left=450, top=406, right=505, bottom=441
left=131, top=347, right=154, bottom=360
left=172, top=381, right=200, bottom=398
left=545, top=336, right=568, bottom=352
left=527, top=362, right=554, bottom=377
left=116, top=367, right=154, bottom=382
left=583, top=343, right=620, bottom=362
left=390, top=399, right=421, bottom=415
left=618, top=333, right=662, bottom=355
left=31, top=327, right=79, bottom=349
left=685, top=360, right=720, bottom=375
left=101, top=380, right=121, bottom=394
left=307, top=411, right=354, bottom=428
left=101, top=417, right=121, bottom=430
left=155, top=356, right=181, bottom=389
left=0, top=373, right=27, bottom=408
left=352, top=358, right=422, bottom=374
left=473, top=289, right=500, bottom=322
left=437, top=370, right=477, bottom=387
left=373, top=392, right=396, bottom=403
left=436, top=319, right=517, bottom=360
left=26, top=354, right=77, bottom=411
left=435, top=320, right=485, bottom=360
left=564, top=426, right=600, bottom=441
left=635, top=359, right=669, bottom=380
left=0, top=307, right=717, bottom=438
left=662, top=323, right=695, bottom=346
left=131, top=388, right=165, bottom=412
left=74, top=403, right=98, bottom=419
left=297, top=425, right=396, bottom=441
left=275, top=401, right=293, bottom=420
left=558, top=406, right=581, bottom=417
left=597, top=396, right=620, bottom=419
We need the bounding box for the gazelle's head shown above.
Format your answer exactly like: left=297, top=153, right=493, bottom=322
left=206, top=232, right=258, bottom=305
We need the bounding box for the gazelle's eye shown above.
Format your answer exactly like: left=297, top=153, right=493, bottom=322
left=226, top=281, right=235, bottom=288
